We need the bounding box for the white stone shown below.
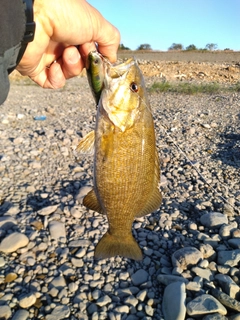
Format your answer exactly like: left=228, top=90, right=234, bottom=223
left=96, top=295, right=112, bottom=307
left=0, top=232, right=29, bottom=253
left=38, top=205, right=58, bottom=216
left=19, top=293, right=37, bottom=308
left=71, top=257, right=84, bottom=268
left=49, top=221, right=66, bottom=241
left=50, top=276, right=66, bottom=289
left=75, top=248, right=86, bottom=258
left=0, top=257, right=6, bottom=267
left=68, top=282, right=78, bottom=293
left=114, top=305, right=129, bottom=313
left=0, top=305, right=12, bottom=319
left=75, top=185, right=92, bottom=203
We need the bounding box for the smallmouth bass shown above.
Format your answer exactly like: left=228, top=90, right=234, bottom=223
left=78, top=55, right=162, bottom=261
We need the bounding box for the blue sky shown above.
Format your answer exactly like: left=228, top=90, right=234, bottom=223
left=88, top=0, right=240, bottom=51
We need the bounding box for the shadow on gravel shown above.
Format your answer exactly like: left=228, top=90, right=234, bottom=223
left=0, top=201, right=13, bottom=215
left=25, top=177, right=91, bottom=212
left=214, top=131, right=240, bottom=169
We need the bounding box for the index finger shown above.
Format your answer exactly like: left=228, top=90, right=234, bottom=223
left=80, top=18, right=120, bottom=63
left=96, top=24, right=120, bottom=62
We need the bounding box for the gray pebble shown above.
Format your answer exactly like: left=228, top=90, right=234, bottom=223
left=210, top=287, right=240, bottom=312
left=217, top=249, right=240, bottom=267
left=187, top=294, right=227, bottom=316
left=202, top=314, right=228, bottom=320
left=200, top=212, right=228, bottom=228
left=215, top=274, right=240, bottom=298
left=228, top=239, right=240, bottom=249
left=12, top=309, right=29, bottom=320
left=131, top=269, right=149, bottom=286
left=162, top=281, right=186, bottom=320
left=51, top=305, right=70, bottom=319
left=199, top=243, right=216, bottom=261
left=172, top=247, right=203, bottom=270
left=0, top=216, right=17, bottom=229
left=157, top=274, right=189, bottom=286
left=191, top=266, right=214, bottom=281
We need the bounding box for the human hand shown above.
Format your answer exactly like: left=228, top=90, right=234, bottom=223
left=16, top=0, right=120, bottom=89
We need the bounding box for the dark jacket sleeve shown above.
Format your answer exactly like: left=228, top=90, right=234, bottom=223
left=0, top=0, right=26, bottom=105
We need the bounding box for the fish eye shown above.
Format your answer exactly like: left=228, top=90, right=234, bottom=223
left=94, top=58, right=99, bottom=64
left=130, top=82, right=138, bottom=93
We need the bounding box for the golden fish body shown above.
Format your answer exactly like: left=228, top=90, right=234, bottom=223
left=79, top=58, right=162, bottom=261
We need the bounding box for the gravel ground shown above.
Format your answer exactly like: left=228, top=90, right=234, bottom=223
left=118, top=50, right=240, bottom=63
left=0, top=72, right=240, bottom=320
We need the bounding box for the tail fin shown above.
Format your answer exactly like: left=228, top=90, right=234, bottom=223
left=95, top=232, right=143, bottom=261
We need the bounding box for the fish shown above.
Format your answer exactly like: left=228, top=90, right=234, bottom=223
left=86, top=51, right=105, bottom=104
left=78, top=57, right=162, bottom=261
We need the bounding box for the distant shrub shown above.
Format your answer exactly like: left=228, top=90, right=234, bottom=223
left=168, top=43, right=184, bottom=50
left=205, top=43, right=218, bottom=51
left=186, top=44, right=197, bottom=51
left=136, top=44, right=152, bottom=50
left=118, top=43, right=130, bottom=50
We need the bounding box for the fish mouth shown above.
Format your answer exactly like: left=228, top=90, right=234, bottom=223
left=103, top=58, right=137, bottom=91
left=107, top=58, right=136, bottom=79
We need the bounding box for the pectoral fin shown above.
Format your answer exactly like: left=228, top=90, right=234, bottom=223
left=136, top=149, right=162, bottom=217
left=76, top=130, right=95, bottom=155
left=83, top=189, right=104, bottom=214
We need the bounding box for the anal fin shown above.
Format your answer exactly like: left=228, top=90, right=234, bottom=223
left=83, top=189, right=104, bottom=214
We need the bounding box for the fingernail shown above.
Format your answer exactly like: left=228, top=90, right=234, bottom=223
left=69, top=51, right=80, bottom=64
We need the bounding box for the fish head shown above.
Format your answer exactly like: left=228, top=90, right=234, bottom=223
left=86, top=50, right=104, bottom=72
left=101, top=58, right=148, bottom=132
